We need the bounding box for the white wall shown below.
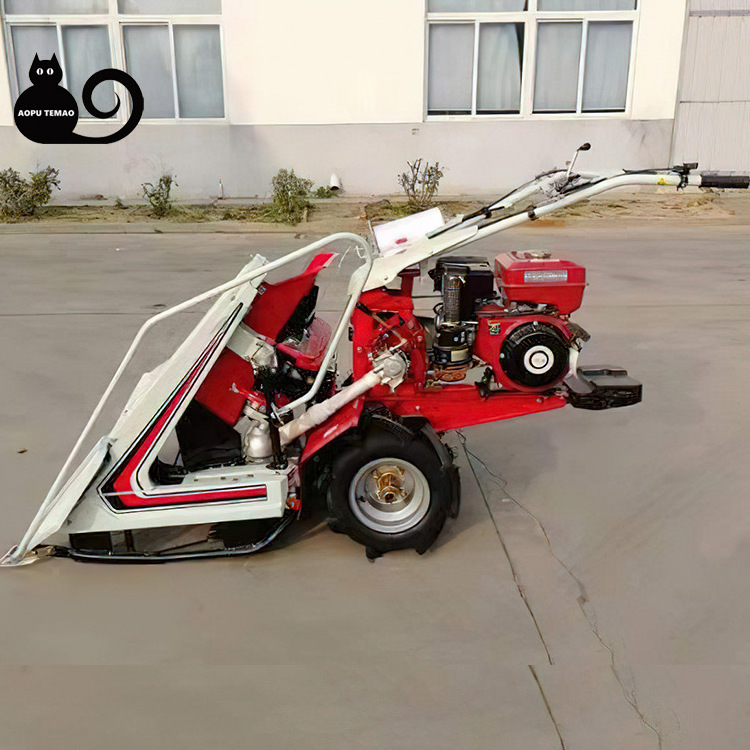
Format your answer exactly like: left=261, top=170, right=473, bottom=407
left=222, top=0, right=426, bottom=126
left=0, top=0, right=686, bottom=199
left=0, top=0, right=687, bottom=128
left=0, top=118, right=675, bottom=200
left=631, top=0, right=688, bottom=120
left=223, top=0, right=687, bottom=126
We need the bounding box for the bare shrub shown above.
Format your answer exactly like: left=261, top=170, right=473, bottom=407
left=271, top=168, right=313, bottom=224
left=397, top=159, right=444, bottom=210
left=0, top=165, right=60, bottom=219
left=142, top=173, right=178, bottom=217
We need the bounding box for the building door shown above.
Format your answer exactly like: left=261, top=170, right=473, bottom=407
left=671, top=0, right=750, bottom=172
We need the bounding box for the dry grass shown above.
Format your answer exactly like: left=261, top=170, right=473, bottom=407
left=0, top=191, right=741, bottom=229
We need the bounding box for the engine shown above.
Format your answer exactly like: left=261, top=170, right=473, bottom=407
left=429, top=251, right=587, bottom=392
left=429, top=257, right=494, bottom=381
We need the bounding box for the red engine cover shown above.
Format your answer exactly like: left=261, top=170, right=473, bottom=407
left=495, top=252, right=586, bottom=314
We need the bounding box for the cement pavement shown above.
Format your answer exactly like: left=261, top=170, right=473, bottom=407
left=0, top=225, right=748, bottom=749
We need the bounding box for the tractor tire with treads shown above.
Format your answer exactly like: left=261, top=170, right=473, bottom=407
left=326, top=416, right=457, bottom=558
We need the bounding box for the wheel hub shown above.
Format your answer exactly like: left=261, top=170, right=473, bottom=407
left=349, top=457, right=430, bottom=534
left=372, top=465, right=407, bottom=504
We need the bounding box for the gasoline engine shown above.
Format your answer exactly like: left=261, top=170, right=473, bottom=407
left=429, top=252, right=588, bottom=391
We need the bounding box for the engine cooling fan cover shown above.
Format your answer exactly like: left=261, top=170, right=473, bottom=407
left=500, top=322, right=569, bottom=388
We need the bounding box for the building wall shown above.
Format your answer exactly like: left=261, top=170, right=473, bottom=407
left=223, top=0, right=426, bottom=125
left=0, top=0, right=687, bottom=200
left=630, top=0, right=688, bottom=120
left=671, top=0, right=750, bottom=171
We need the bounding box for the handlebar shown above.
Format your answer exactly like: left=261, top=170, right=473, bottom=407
left=700, top=174, right=750, bottom=190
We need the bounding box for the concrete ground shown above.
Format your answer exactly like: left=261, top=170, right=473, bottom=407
left=0, top=221, right=748, bottom=749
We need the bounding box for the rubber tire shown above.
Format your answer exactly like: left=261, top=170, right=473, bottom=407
left=326, top=422, right=452, bottom=557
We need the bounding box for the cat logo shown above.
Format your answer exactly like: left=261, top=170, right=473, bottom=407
left=13, top=53, right=143, bottom=145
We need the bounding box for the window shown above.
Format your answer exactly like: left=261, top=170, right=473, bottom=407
left=123, top=23, right=224, bottom=118
left=534, top=20, right=632, bottom=113
left=2, top=0, right=225, bottom=120
left=538, top=1, right=635, bottom=9
left=5, top=0, right=109, bottom=12
left=428, top=0, right=527, bottom=10
left=173, top=25, right=224, bottom=118
left=533, top=22, right=580, bottom=112
left=582, top=22, right=632, bottom=111
left=118, top=0, right=221, bottom=12
left=10, top=23, right=114, bottom=118
left=426, top=0, right=637, bottom=118
left=428, top=22, right=524, bottom=115
left=63, top=26, right=116, bottom=116
left=123, top=25, right=174, bottom=118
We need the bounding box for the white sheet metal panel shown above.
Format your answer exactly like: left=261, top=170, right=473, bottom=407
left=672, top=2, right=750, bottom=171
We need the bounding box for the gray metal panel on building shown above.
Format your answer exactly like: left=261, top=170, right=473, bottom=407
left=690, top=0, right=750, bottom=14
left=672, top=0, right=750, bottom=171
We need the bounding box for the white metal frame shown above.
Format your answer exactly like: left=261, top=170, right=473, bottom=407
left=0, top=0, right=228, bottom=123
left=424, top=0, right=640, bottom=121
left=363, top=169, right=700, bottom=291
left=2, top=232, right=374, bottom=566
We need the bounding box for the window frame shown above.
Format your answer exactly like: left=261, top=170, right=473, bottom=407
left=426, top=19, right=527, bottom=117
left=425, top=0, right=639, bottom=122
left=1, top=0, right=228, bottom=124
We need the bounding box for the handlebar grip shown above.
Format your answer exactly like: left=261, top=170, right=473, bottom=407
left=700, top=174, right=750, bottom=190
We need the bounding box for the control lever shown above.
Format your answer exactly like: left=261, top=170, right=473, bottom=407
left=565, top=142, right=592, bottom=183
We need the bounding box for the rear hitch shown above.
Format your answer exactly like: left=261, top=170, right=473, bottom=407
left=565, top=366, right=642, bottom=411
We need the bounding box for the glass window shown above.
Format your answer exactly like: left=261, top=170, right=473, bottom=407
left=62, top=26, right=115, bottom=118
left=427, top=1, right=637, bottom=118
left=6, top=4, right=226, bottom=121
left=534, top=22, right=581, bottom=112
left=174, top=25, right=224, bottom=117
left=118, top=0, right=221, bottom=13
left=538, top=0, right=636, bottom=9
left=477, top=23, right=524, bottom=113
left=428, top=24, right=474, bottom=115
left=582, top=21, right=631, bottom=111
left=5, top=0, right=108, bottom=12
left=123, top=24, right=175, bottom=118
left=428, top=0, right=526, bottom=10
left=11, top=25, right=60, bottom=93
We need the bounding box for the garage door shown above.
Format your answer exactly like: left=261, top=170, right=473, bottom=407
left=671, top=0, right=750, bottom=172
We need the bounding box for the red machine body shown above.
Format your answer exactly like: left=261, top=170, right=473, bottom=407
left=131, top=248, right=592, bottom=480
left=301, top=255, right=587, bottom=458
left=194, top=253, right=336, bottom=430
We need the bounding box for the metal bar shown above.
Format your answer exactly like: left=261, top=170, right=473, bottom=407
left=275, top=238, right=375, bottom=416
left=576, top=19, right=588, bottom=114
left=471, top=19, right=479, bottom=116
left=463, top=172, right=689, bottom=246
left=60, top=510, right=298, bottom=564
left=364, top=170, right=694, bottom=292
